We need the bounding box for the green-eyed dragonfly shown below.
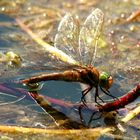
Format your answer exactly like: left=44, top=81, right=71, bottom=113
left=21, top=8, right=116, bottom=105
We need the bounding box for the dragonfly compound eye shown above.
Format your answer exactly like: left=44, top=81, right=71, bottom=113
left=99, top=72, right=113, bottom=90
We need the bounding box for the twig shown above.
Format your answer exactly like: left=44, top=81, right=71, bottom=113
left=121, top=104, right=140, bottom=123
left=126, top=9, right=140, bottom=23
left=0, top=125, right=114, bottom=136
left=15, top=18, right=78, bottom=65
left=98, top=83, right=140, bottom=112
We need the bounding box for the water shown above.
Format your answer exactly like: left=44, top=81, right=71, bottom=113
left=0, top=0, right=140, bottom=139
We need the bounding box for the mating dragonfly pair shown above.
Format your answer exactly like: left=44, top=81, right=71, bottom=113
left=21, top=8, right=117, bottom=105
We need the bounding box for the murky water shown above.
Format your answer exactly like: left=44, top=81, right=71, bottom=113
left=0, top=0, right=140, bottom=139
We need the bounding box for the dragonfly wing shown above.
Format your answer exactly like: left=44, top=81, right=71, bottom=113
left=54, top=13, right=81, bottom=65
left=79, top=8, right=104, bottom=65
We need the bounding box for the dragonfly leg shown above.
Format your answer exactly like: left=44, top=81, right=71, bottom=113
left=78, top=104, right=86, bottom=124
left=95, top=87, right=104, bottom=105
left=88, top=111, right=102, bottom=127
left=81, top=86, right=92, bottom=106
left=100, top=86, right=118, bottom=101
left=81, top=88, right=88, bottom=103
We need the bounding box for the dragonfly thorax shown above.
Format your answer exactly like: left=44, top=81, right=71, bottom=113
left=80, top=66, right=100, bottom=87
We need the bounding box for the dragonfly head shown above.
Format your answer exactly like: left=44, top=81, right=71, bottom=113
left=99, top=72, right=113, bottom=90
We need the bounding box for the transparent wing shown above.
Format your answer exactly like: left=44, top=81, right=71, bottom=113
left=79, top=8, right=104, bottom=65
left=54, top=13, right=82, bottom=65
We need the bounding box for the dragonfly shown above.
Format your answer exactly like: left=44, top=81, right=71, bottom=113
left=21, top=8, right=117, bottom=105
